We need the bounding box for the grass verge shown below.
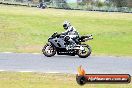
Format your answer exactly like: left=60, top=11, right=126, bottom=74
left=0, top=72, right=131, bottom=88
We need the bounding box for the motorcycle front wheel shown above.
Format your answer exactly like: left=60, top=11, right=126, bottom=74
left=42, top=43, right=56, bottom=57
left=77, top=44, right=91, bottom=58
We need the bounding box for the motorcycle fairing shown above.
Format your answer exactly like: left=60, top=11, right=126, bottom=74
left=49, top=37, right=66, bottom=48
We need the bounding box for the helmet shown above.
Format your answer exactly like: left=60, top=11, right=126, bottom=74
left=63, top=21, right=71, bottom=30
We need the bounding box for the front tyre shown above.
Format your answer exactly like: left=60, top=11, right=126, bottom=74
left=77, top=44, right=91, bottom=58
left=42, top=43, right=56, bottom=57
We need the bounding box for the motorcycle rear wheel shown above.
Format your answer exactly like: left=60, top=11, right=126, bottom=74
left=42, top=43, right=56, bottom=57
left=77, top=44, right=91, bottom=58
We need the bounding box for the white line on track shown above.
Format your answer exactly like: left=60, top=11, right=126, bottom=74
left=1, top=52, right=41, bottom=55
left=0, top=69, right=61, bottom=73
left=0, top=70, right=5, bottom=72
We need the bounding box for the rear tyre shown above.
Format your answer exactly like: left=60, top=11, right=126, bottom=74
left=42, top=43, right=56, bottom=57
left=77, top=44, right=91, bottom=58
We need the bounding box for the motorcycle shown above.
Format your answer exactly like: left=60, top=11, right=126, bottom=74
left=37, top=2, right=47, bottom=9
left=42, top=32, right=93, bottom=58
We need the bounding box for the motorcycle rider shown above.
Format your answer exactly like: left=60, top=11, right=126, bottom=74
left=61, top=21, right=79, bottom=50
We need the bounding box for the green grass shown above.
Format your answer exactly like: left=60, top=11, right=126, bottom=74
left=0, top=5, right=132, bottom=56
left=0, top=72, right=131, bottom=88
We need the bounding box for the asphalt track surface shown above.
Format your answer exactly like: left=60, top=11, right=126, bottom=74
left=0, top=53, right=132, bottom=75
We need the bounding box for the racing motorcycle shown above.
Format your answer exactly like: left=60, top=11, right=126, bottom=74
left=42, top=32, right=93, bottom=58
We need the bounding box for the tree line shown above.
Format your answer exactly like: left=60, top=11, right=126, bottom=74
left=77, top=0, right=131, bottom=8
